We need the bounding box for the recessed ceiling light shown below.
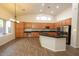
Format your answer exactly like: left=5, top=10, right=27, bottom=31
left=51, top=11, right=54, bottom=14
left=42, top=3, right=45, bottom=6
left=40, top=9, right=42, bottom=12
left=48, top=6, right=50, bottom=9
left=56, top=6, right=59, bottom=8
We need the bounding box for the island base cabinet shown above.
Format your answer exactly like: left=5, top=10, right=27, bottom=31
left=39, top=36, right=66, bottom=52
left=54, top=39, right=66, bottom=51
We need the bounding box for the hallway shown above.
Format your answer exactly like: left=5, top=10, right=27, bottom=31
left=0, top=38, right=79, bottom=56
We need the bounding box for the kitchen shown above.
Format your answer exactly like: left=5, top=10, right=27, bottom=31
left=0, top=3, right=79, bottom=56
left=12, top=4, right=72, bottom=51
left=15, top=16, right=72, bottom=51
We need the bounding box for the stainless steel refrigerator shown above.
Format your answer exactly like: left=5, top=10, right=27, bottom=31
left=63, top=25, right=71, bottom=45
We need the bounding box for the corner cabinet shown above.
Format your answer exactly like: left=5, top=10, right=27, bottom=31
left=65, top=18, right=72, bottom=25
left=15, top=22, right=25, bottom=38
left=55, top=18, right=72, bottom=28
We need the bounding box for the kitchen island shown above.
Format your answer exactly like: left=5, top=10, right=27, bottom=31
left=39, top=33, right=66, bottom=52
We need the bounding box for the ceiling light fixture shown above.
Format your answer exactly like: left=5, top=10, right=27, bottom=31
left=10, top=4, right=20, bottom=23
left=56, top=5, right=59, bottom=8
left=51, top=11, right=54, bottom=14
left=48, top=6, right=50, bottom=9
left=9, top=18, right=15, bottom=22
left=42, top=3, right=45, bottom=6
left=16, top=20, right=20, bottom=23
left=15, top=3, right=20, bottom=23
left=36, top=15, right=51, bottom=21
left=40, top=9, right=42, bottom=12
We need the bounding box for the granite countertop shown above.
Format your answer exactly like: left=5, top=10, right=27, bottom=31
left=24, top=28, right=58, bottom=32
left=40, top=33, right=67, bottom=38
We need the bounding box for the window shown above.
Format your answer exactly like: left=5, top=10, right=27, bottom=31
left=40, top=16, right=47, bottom=20
left=0, top=19, right=11, bottom=35
left=0, top=19, right=4, bottom=34
left=36, top=15, right=51, bottom=21
left=6, top=21, right=11, bottom=33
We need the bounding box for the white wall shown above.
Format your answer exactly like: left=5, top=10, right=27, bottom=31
left=56, top=7, right=72, bottom=21
left=0, top=22, right=15, bottom=46
left=71, top=3, right=79, bottom=48
left=18, top=14, right=56, bottom=23
left=0, top=7, right=15, bottom=46
left=55, top=4, right=79, bottom=48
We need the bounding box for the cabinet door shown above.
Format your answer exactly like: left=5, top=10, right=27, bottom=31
left=54, top=23, right=57, bottom=29
left=61, top=20, right=66, bottom=26
left=15, top=22, right=24, bottom=38
left=31, top=32, right=39, bottom=38
left=56, top=22, right=61, bottom=27
left=65, top=18, right=72, bottom=25
left=51, top=23, right=56, bottom=29
left=25, top=22, right=32, bottom=29
left=59, top=21, right=62, bottom=27
left=32, top=23, right=43, bottom=29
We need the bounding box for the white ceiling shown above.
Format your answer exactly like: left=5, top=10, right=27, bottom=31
left=0, top=3, right=72, bottom=17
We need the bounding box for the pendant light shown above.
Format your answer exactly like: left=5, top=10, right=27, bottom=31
left=10, top=3, right=20, bottom=23
left=14, top=3, right=20, bottom=23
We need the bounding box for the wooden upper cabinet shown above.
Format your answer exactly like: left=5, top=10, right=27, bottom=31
left=15, top=18, right=72, bottom=38
left=52, top=23, right=56, bottom=29
left=15, top=22, right=25, bottom=38
left=54, top=23, right=57, bottom=28
left=54, top=18, right=72, bottom=28
left=32, top=23, right=44, bottom=29
left=55, top=22, right=61, bottom=27
left=61, top=20, right=66, bottom=26
left=65, top=18, right=72, bottom=25
left=57, top=18, right=72, bottom=26
left=59, top=21, right=62, bottom=27
left=25, top=22, right=32, bottom=29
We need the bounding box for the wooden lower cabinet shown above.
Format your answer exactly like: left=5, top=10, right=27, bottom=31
left=23, top=32, right=39, bottom=38
left=24, top=33, right=28, bottom=37
left=31, top=32, right=39, bottom=38
left=23, top=32, right=57, bottom=38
